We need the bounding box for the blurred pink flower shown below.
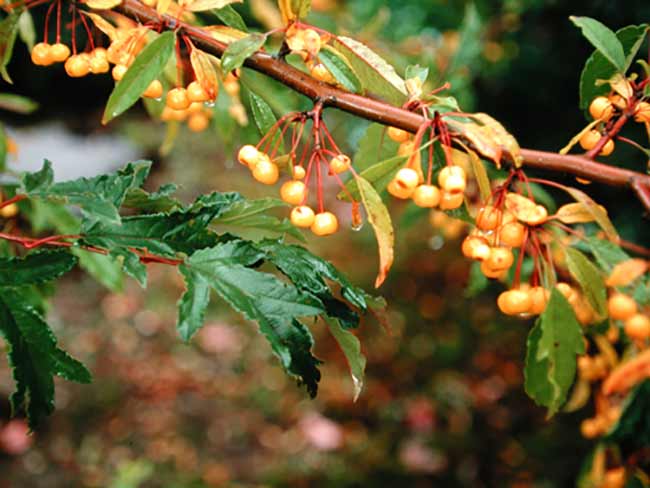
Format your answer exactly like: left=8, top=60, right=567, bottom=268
left=199, top=323, right=243, bottom=355
left=399, top=439, right=447, bottom=474
left=0, top=420, right=32, bottom=455
left=298, top=413, right=343, bottom=451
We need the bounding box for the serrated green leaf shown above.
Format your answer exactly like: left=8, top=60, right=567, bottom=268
left=325, top=316, right=365, bottom=401
left=332, top=36, right=406, bottom=105
left=571, top=16, right=626, bottom=73
left=0, top=251, right=77, bottom=287
left=0, top=289, right=91, bottom=428
left=221, top=33, right=266, bottom=74
left=211, top=5, right=247, bottom=31
left=319, top=45, right=362, bottom=93
left=586, top=236, right=629, bottom=272
left=524, top=289, right=585, bottom=417
left=176, top=267, right=211, bottom=341
left=103, top=31, right=176, bottom=123
left=185, top=240, right=324, bottom=395
left=0, top=10, right=21, bottom=84
left=338, top=155, right=406, bottom=201
left=579, top=24, right=648, bottom=109
left=0, top=93, right=38, bottom=114
left=565, top=247, right=607, bottom=319
left=110, top=249, right=147, bottom=287
left=354, top=175, right=394, bottom=288
left=215, top=197, right=287, bottom=223
left=123, top=184, right=181, bottom=213
left=258, top=239, right=367, bottom=328
left=23, top=161, right=152, bottom=225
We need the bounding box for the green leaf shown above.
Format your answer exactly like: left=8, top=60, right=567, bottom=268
left=248, top=91, right=283, bottom=153
left=448, top=4, right=482, bottom=75
left=524, top=289, right=585, bottom=417
left=325, top=316, right=366, bottom=401
left=0, top=251, right=77, bottom=287
left=570, top=16, right=626, bottom=73
left=0, top=289, right=91, bottom=428
left=211, top=5, right=247, bottom=31
left=184, top=241, right=324, bottom=395
left=565, top=247, right=607, bottom=319
left=464, top=261, right=489, bottom=298
left=562, top=185, right=618, bottom=240
left=354, top=175, right=394, bottom=287
left=258, top=239, right=367, bottom=328
left=17, top=10, right=35, bottom=51
left=353, top=123, right=400, bottom=172
left=579, top=24, right=648, bottom=109
left=606, top=380, right=650, bottom=449
left=587, top=236, right=629, bottom=272
left=332, top=36, right=406, bottom=106
left=319, top=45, right=362, bottom=93
left=291, top=0, right=311, bottom=18
left=102, top=31, right=176, bottom=123
left=338, top=155, right=406, bottom=201
left=221, top=33, right=266, bottom=74
left=215, top=197, right=287, bottom=223
left=0, top=10, right=21, bottom=84
left=404, top=64, right=429, bottom=83
left=0, top=93, right=38, bottom=114
left=177, top=266, right=211, bottom=341
left=110, top=249, right=147, bottom=287
left=123, top=184, right=181, bottom=213
left=23, top=161, right=152, bottom=225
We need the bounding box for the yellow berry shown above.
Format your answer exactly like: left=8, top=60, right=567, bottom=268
left=499, top=221, right=526, bottom=248
left=31, top=42, right=52, bottom=66
left=143, top=79, right=163, bottom=99
left=412, top=184, right=440, bottom=208
left=89, top=56, right=109, bottom=74
left=589, top=96, right=614, bottom=121
left=238, top=145, right=260, bottom=167
left=528, top=286, right=549, bottom=315
left=603, top=468, right=626, bottom=488
left=387, top=179, right=414, bottom=199
left=394, top=167, right=420, bottom=191
left=188, top=113, right=210, bottom=132
left=161, top=106, right=187, bottom=122
left=600, top=139, right=615, bottom=156
left=634, top=101, right=650, bottom=123
left=311, top=64, right=334, bottom=83
left=290, top=205, right=315, bottom=228
left=580, top=418, right=601, bottom=439
left=608, top=293, right=637, bottom=321
left=292, top=166, right=306, bottom=180
left=166, top=87, right=190, bottom=111
left=49, top=43, right=70, bottom=63
left=187, top=81, right=209, bottom=103
left=387, top=126, right=410, bottom=143
left=438, top=165, right=466, bottom=194
left=280, top=180, right=307, bottom=205
left=486, top=247, right=514, bottom=271
left=112, top=64, right=128, bottom=81
left=497, top=289, right=532, bottom=315
left=329, top=154, right=351, bottom=174
left=624, top=314, right=650, bottom=341
left=252, top=160, right=279, bottom=185
left=64, top=55, right=90, bottom=77
left=438, top=190, right=464, bottom=210
left=461, top=235, right=491, bottom=261
left=480, top=259, right=507, bottom=279
left=475, top=205, right=502, bottom=231
left=311, top=211, right=338, bottom=236
left=579, top=130, right=601, bottom=150
left=0, top=203, right=19, bottom=218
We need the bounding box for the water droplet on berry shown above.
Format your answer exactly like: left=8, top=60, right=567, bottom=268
left=205, top=101, right=216, bottom=108
left=350, top=221, right=363, bottom=232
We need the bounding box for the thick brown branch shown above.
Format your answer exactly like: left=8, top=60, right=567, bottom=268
left=117, top=0, right=650, bottom=209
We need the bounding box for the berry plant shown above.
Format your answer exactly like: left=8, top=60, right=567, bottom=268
left=1, top=0, right=650, bottom=484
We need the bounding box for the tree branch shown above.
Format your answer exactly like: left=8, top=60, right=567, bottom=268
left=116, top=0, right=650, bottom=209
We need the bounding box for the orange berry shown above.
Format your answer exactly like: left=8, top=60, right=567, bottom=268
left=579, top=130, right=601, bottom=150
left=280, top=180, right=307, bottom=205
left=580, top=418, right=601, bottom=439
left=89, top=56, right=109, bottom=74
left=143, top=79, right=163, bottom=99
left=574, top=297, right=595, bottom=326
left=188, top=113, right=210, bottom=132
left=49, top=43, right=70, bottom=63
left=438, top=190, right=464, bottom=210
left=31, top=42, right=52, bottom=66
left=238, top=144, right=260, bottom=167
left=499, top=221, right=526, bottom=247
left=187, top=81, right=209, bottom=103
left=497, top=289, right=532, bottom=315
left=634, top=101, right=650, bottom=123
left=556, top=283, right=577, bottom=303
left=600, top=138, right=615, bottom=156
left=311, top=211, right=338, bottom=236
left=624, top=314, right=650, bottom=341
left=603, top=468, right=626, bottom=488
left=522, top=205, right=548, bottom=226
left=387, top=126, right=410, bottom=143
left=609, top=94, right=626, bottom=110
left=589, top=96, right=614, bottom=121
left=329, top=154, right=351, bottom=174
left=160, top=107, right=187, bottom=122
left=112, top=64, right=128, bottom=81
left=290, top=205, right=315, bottom=228
left=438, top=165, right=466, bottom=194
left=188, top=102, right=205, bottom=114
left=64, top=55, right=90, bottom=77
left=412, top=184, right=440, bottom=208
left=486, top=247, right=514, bottom=271
left=608, top=293, right=637, bottom=321
left=528, top=286, right=549, bottom=315
left=475, top=205, right=502, bottom=231
left=252, top=160, right=279, bottom=185
left=461, top=235, right=491, bottom=261
left=223, top=79, right=240, bottom=97
left=166, top=87, right=190, bottom=110
left=0, top=203, right=19, bottom=218
left=387, top=179, right=414, bottom=199
left=292, top=166, right=306, bottom=180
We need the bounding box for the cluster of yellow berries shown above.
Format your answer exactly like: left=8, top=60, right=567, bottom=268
left=286, top=25, right=337, bottom=85
left=385, top=127, right=467, bottom=209
left=31, top=42, right=112, bottom=78
left=158, top=81, right=216, bottom=132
